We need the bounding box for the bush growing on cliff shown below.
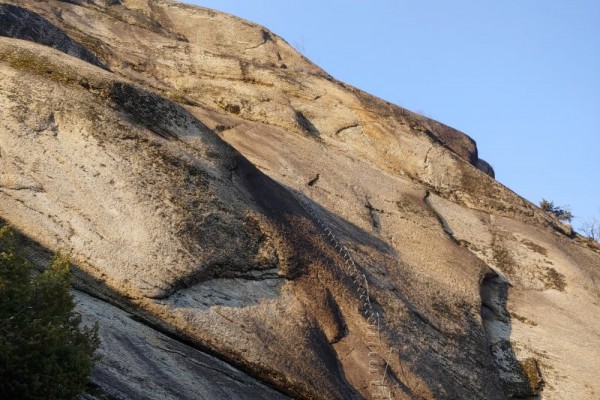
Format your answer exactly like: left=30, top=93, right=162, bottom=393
left=0, top=226, right=99, bottom=399
left=580, top=215, right=600, bottom=242
left=539, top=199, right=573, bottom=222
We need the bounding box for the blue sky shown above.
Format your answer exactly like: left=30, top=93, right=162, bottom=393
left=191, top=1, right=600, bottom=228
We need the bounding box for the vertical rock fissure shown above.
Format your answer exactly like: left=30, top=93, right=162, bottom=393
left=480, top=272, right=544, bottom=398
left=423, top=190, right=457, bottom=243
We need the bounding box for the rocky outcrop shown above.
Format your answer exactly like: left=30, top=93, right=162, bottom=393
left=0, top=3, right=105, bottom=68
left=476, top=158, right=495, bottom=178
left=1, top=1, right=599, bottom=399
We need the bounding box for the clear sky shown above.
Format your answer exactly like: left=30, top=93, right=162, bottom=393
left=190, top=1, right=600, bottom=229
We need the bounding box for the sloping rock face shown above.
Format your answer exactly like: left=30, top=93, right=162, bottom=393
left=0, top=1, right=599, bottom=399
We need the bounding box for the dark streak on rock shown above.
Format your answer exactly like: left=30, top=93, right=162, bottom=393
left=307, top=174, right=320, bottom=187
left=334, top=123, right=359, bottom=136
left=0, top=4, right=108, bottom=69
left=424, top=190, right=457, bottom=243
left=295, top=110, right=320, bottom=138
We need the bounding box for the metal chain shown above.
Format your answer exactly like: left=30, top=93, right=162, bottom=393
left=296, top=193, right=394, bottom=399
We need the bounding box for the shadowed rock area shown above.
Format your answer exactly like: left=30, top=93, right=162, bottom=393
left=0, top=3, right=106, bottom=68
left=1, top=1, right=599, bottom=399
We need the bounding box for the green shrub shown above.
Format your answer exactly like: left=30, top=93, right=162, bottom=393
left=539, top=199, right=573, bottom=222
left=0, top=226, right=99, bottom=399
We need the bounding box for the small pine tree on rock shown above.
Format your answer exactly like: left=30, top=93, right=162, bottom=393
left=539, top=199, right=573, bottom=222
left=0, top=225, right=99, bottom=399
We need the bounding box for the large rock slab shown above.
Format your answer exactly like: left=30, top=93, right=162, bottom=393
left=1, top=1, right=599, bottom=399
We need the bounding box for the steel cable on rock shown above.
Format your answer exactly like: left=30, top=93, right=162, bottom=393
left=296, top=193, right=394, bottom=399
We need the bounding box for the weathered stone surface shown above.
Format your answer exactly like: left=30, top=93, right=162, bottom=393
left=76, top=290, right=292, bottom=400
left=0, top=1, right=599, bottom=399
left=0, top=3, right=105, bottom=67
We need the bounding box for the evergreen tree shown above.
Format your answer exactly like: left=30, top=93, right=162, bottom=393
left=0, top=226, right=99, bottom=399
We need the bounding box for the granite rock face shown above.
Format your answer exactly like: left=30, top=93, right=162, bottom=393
left=0, top=1, right=599, bottom=399
left=0, top=2, right=105, bottom=67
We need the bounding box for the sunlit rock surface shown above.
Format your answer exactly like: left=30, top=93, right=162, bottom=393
left=1, top=1, right=599, bottom=399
